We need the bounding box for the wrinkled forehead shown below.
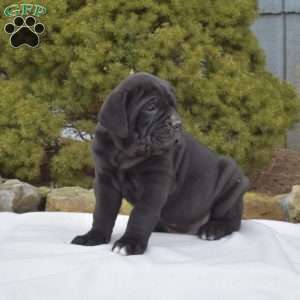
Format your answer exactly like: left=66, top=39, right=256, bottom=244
left=117, top=73, right=166, bottom=96
left=115, top=72, right=173, bottom=105
left=112, top=73, right=175, bottom=127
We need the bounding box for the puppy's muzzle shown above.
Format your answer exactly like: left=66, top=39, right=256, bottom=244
left=168, top=113, right=182, bottom=132
left=167, top=113, right=182, bottom=145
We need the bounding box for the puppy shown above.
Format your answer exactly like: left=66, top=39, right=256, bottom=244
left=71, top=72, right=249, bottom=255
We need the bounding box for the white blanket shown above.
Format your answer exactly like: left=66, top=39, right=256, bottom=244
left=0, top=212, right=300, bottom=300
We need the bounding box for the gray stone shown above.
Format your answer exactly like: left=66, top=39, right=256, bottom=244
left=287, top=185, right=300, bottom=222
left=0, top=179, right=44, bottom=213
left=0, top=190, right=14, bottom=211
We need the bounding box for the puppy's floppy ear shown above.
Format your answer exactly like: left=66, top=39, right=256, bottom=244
left=98, top=89, right=128, bottom=138
left=161, top=79, right=177, bottom=107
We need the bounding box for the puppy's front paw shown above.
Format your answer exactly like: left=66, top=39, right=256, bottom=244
left=112, top=236, right=147, bottom=256
left=197, top=220, right=229, bottom=241
left=71, top=229, right=108, bottom=246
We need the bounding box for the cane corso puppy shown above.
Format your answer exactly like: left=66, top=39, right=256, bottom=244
left=71, top=72, right=249, bottom=255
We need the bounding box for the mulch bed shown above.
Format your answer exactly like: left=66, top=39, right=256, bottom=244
left=249, top=148, right=300, bottom=195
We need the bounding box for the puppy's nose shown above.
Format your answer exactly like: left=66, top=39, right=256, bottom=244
left=172, top=120, right=182, bottom=130
left=170, top=114, right=182, bottom=130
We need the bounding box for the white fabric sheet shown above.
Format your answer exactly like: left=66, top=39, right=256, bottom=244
left=0, top=212, right=300, bottom=300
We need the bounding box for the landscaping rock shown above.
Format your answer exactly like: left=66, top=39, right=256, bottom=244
left=46, top=187, right=95, bottom=213
left=286, top=185, right=300, bottom=222
left=46, top=186, right=132, bottom=215
left=120, top=199, right=132, bottom=215
left=0, top=179, right=44, bottom=213
left=1, top=177, right=293, bottom=222
left=0, top=190, right=15, bottom=211
left=243, top=192, right=286, bottom=221
left=37, top=186, right=51, bottom=199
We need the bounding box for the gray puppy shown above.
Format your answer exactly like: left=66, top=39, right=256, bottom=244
left=71, top=72, right=249, bottom=255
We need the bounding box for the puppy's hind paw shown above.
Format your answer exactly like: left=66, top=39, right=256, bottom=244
left=197, top=220, right=230, bottom=241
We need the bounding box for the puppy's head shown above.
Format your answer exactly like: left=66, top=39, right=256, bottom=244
left=98, top=72, right=182, bottom=156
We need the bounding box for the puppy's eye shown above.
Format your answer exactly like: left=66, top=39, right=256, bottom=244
left=146, top=104, right=156, bottom=111
left=144, top=102, right=157, bottom=112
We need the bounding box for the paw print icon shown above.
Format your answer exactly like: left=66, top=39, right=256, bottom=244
left=4, top=16, right=45, bottom=48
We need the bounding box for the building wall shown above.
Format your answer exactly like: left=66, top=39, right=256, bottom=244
left=251, top=0, right=300, bottom=150
left=252, top=0, right=300, bottom=91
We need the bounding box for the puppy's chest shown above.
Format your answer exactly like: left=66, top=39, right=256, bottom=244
left=117, top=171, right=141, bottom=204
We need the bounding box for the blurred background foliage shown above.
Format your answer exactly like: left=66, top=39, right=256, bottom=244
left=0, top=0, right=299, bottom=188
